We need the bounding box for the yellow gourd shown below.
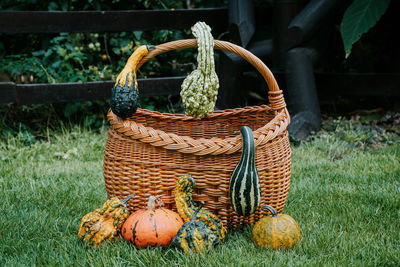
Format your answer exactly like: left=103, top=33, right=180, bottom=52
left=252, top=205, right=301, bottom=250
left=78, top=193, right=135, bottom=246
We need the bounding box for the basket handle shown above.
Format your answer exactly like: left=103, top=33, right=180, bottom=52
left=136, top=39, right=287, bottom=111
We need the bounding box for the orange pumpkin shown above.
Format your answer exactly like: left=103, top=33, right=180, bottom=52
left=121, top=196, right=184, bottom=247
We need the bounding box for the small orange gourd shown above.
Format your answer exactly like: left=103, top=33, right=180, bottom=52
left=121, top=196, right=184, bottom=248
left=252, top=205, right=301, bottom=250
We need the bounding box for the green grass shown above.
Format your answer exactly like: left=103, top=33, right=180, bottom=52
left=0, top=125, right=399, bottom=266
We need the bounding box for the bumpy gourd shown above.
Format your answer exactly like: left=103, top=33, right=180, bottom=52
left=171, top=202, right=219, bottom=254
left=252, top=205, right=301, bottom=250
left=110, top=45, right=152, bottom=119
left=121, top=196, right=184, bottom=248
left=174, top=175, right=227, bottom=242
left=229, top=126, right=261, bottom=216
left=78, top=193, right=135, bottom=246
left=180, top=21, right=219, bottom=118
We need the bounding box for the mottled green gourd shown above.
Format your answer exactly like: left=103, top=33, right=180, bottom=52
left=171, top=203, right=219, bottom=254
left=229, top=126, right=261, bottom=216
left=180, top=21, right=219, bottom=118
left=78, top=193, right=135, bottom=246
left=174, top=175, right=227, bottom=243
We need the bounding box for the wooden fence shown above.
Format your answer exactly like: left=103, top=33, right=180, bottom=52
left=0, top=8, right=227, bottom=105
left=1, top=8, right=399, bottom=105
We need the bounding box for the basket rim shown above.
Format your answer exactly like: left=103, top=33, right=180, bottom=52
left=107, top=105, right=290, bottom=156
left=125, top=104, right=272, bottom=121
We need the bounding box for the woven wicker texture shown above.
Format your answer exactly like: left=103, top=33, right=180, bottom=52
left=104, top=39, right=291, bottom=228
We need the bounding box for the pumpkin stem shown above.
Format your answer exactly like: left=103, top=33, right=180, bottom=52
left=147, top=196, right=164, bottom=211
left=121, top=193, right=136, bottom=207
left=261, top=205, right=278, bottom=217
left=191, top=201, right=204, bottom=223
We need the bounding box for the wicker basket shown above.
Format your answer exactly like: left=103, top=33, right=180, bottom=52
left=103, top=39, right=291, bottom=228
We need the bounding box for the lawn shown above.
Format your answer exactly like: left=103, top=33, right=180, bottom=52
left=0, top=121, right=399, bottom=266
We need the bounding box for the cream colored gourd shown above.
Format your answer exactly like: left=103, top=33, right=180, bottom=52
left=180, top=21, right=219, bottom=118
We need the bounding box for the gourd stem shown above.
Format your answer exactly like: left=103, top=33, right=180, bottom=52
left=191, top=201, right=205, bottom=223
left=186, top=175, right=196, bottom=188
left=146, top=45, right=156, bottom=51
left=147, top=196, right=163, bottom=211
left=261, top=205, right=278, bottom=217
left=121, top=193, right=136, bottom=207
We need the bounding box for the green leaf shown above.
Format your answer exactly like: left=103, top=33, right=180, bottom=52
left=112, top=47, right=120, bottom=54
left=44, top=49, right=53, bottom=58
left=133, top=30, right=143, bottom=40
left=51, top=60, right=61, bottom=69
left=32, top=50, right=45, bottom=56
left=341, top=0, right=391, bottom=58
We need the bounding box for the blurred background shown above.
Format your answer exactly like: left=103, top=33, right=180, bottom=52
left=0, top=0, right=398, bottom=141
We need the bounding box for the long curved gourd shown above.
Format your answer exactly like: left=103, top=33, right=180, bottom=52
left=171, top=202, right=219, bottom=254
left=174, top=175, right=227, bottom=242
left=78, top=193, right=135, bottom=246
left=180, top=21, right=219, bottom=118
left=110, top=45, right=152, bottom=119
left=229, top=126, right=261, bottom=216
left=252, top=205, right=301, bottom=250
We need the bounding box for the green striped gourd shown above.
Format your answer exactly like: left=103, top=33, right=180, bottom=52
left=229, top=126, right=261, bottom=216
